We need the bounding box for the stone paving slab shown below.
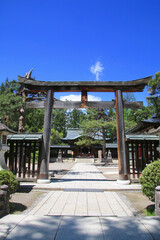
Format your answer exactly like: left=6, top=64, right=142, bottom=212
left=26, top=190, right=133, bottom=217
left=0, top=215, right=26, bottom=240
left=20, top=163, right=141, bottom=191
left=0, top=163, right=159, bottom=240
left=1, top=215, right=160, bottom=240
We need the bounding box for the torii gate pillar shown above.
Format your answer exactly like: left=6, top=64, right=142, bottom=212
left=37, top=90, right=54, bottom=183
left=115, top=90, right=130, bottom=184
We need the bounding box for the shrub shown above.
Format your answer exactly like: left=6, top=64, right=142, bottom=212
left=0, top=170, right=18, bottom=194
left=139, top=159, right=160, bottom=201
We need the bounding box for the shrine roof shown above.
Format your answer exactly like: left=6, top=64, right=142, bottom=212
left=126, top=114, right=160, bottom=134
left=62, top=128, right=110, bottom=141
left=142, top=114, right=160, bottom=124
left=126, top=134, right=159, bottom=141
left=18, top=75, right=152, bottom=93
left=7, top=133, right=43, bottom=141
left=0, top=122, right=16, bottom=134
left=62, top=129, right=82, bottom=140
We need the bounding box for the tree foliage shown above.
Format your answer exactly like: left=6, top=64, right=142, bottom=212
left=139, top=159, right=160, bottom=201
left=0, top=169, right=18, bottom=194
left=50, top=128, right=63, bottom=145
left=25, top=109, right=44, bottom=132
left=52, top=109, right=67, bottom=137
left=67, top=109, right=86, bottom=128
left=148, top=72, right=160, bottom=114
left=78, top=108, right=116, bottom=163
left=0, top=79, right=23, bottom=131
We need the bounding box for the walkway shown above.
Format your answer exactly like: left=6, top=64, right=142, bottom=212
left=0, top=163, right=160, bottom=240
left=21, top=162, right=141, bottom=191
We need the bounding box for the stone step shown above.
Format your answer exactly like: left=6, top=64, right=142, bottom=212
left=75, top=158, right=94, bottom=163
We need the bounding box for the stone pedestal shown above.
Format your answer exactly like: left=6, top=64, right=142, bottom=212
left=117, top=180, right=131, bottom=185
left=0, top=145, right=9, bottom=170
left=155, top=186, right=160, bottom=216
left=0, top=185, right=10, bottom=217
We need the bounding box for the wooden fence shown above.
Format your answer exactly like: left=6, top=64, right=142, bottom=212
left=7, top=134, right=43, bottom=180
left=126, top=140, right=159, bottom=178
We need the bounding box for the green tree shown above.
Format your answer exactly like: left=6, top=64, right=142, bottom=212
left=50, top=128, right=63, bottom=145
left=67, top=109, right=86, bottom=128
left=0, top=79, right=23, bottom=131
left=127, top=107, right=153, bottom=124
left=148, top=72, right=160, bottom=114
left=78, top=108, right=116, bottom=164
left=25, top=109, right=44, bottom=132
left=122, top=93, right=137, bottom=130
left=52, top=109, right=67, bottom=137
left=122, top=93, right=153, bottom=130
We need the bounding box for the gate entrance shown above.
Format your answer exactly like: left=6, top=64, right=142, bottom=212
left=18, top=75, right=152, bottom=183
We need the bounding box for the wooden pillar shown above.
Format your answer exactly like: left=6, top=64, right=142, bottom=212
left=115, top=90, right=129, bottom=181
left=81, top=90, right=87, bottom=102
left=37, top=90, right=54, bottom=182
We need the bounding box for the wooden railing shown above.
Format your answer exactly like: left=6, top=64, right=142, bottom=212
left=6, top=140, right=42, bottom=180
left=126, top=141, right=159, bottom=178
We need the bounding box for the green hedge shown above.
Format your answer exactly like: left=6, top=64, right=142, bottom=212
left=0, top=170, right=18, bottom=194
left=139, top=159, right=160, bottom=201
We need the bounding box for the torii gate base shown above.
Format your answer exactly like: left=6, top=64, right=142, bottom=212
left=18, top=75, right=152, bottom=184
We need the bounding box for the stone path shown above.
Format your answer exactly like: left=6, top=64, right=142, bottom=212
left=28, top=191, right=133, bottom=217
left=0, top=163, right=160, bottom=240
left=21, top=163, right=134, bottom=217
left=21, top=163, right=141, bottom=191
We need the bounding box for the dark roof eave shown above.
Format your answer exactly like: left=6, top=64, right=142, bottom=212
left=18, top=75, right=152, bottom=92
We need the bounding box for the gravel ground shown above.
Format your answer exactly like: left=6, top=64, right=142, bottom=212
left=118, top=191, right=155, bottom=216
left=49, top=162, right=75, bottom=179
left=9, top=190, right=47, bottom=214
left=96, top=164, right=119, bottom=181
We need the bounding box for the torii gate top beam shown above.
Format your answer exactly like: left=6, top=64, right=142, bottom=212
left=18, top=75, right=152, bottom=93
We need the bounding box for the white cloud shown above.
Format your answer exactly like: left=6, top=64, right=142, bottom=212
left=88, top=95, right=101, bottom=101
left=60, top=94, right=101, bottom=102
left=90, top=61, right=104, bottom=81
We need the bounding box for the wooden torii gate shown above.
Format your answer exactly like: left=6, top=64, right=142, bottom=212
left=18, top=75, right=152, bottom=184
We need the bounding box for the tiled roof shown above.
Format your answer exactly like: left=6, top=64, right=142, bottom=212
left=62, top=129, right=82, bottom=140
left=62, top=129, right=110, bottom=141
left=142, top=114, right=160, bottom=124
left=0, top=122, right=16, bottom=133
left=126, top=114, right=160, bottom=134
left=126, top=134, right=159, bottom=141
left=7, top=134, right=43, bottom=141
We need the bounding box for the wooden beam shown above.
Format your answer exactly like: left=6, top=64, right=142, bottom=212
left=18, top=75, right=152, bottom=93
left=123, top=101, right=143, bottom=109
left=26, top=100, right=143, bottom=109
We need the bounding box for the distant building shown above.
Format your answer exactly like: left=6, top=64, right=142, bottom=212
left=0, top=120, right=16, bottom=147
left=126, top=114, right=160, bottom=134
left=0, top=120, right=17, bottom=170
left=125, top=114, right=160, bottom=176
left=50, top=128, right=118, bottom=161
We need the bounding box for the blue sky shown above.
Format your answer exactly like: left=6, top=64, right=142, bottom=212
left=0, top=0, right=160, bottom=105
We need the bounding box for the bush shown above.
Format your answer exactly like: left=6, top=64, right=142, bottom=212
left=0, top=170, right=18, bottom=194
left=139, top=159, right=160, bottom=201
